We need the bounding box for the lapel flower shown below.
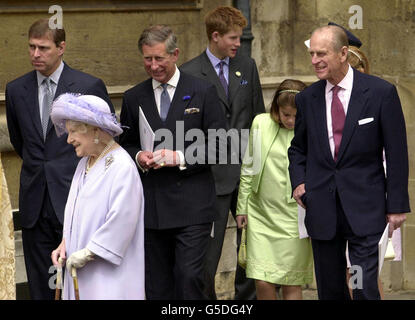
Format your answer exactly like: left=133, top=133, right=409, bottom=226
left=183, top=95, right=191, bottom=101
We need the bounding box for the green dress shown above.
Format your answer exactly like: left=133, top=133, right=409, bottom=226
left=237, top=113, right=313, bottom=285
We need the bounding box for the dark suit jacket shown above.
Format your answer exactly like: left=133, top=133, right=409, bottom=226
left=6, top=62, right=114, bottom=228
left=288, top=69, right=410, bottom=240
left=180, top=52, right=265, bottom=195
left=119, top=71, right=227, bottom=230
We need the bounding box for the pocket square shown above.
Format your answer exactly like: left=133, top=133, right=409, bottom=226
left=240, top=79, right=248, bottom=85
left=358, top=117, right=374, bottom=125
left=184, top=107, right=200, bottom=115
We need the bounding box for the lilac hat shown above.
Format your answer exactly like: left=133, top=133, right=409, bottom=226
left=51, top=93, right=123, bottom=137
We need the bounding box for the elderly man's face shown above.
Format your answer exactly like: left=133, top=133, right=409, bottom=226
left=308, top=30, right=348, bottom=84
left=142, top=42, right=178, bottom=84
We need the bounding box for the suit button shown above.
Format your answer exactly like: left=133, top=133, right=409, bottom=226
left=226, top=113, right=231, bottom=119
left=328, top=187, right=334, bottom=193
left=177, top=182, right=181, bottom=187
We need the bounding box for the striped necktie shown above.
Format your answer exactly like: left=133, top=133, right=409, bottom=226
left=41, top=78, right=53, bottom=140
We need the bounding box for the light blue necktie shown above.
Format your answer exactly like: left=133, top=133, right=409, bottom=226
left=160, top=83, right=171, bottom=122
left=41, top=78, right=53, bottom=140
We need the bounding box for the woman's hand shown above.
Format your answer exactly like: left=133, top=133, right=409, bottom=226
left=66, top=248, right=95, bottom=274
left=236, top=215, right=248, bottom=229
left=51, top=239, right=66, bottom=267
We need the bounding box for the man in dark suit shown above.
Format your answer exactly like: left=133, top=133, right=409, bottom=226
left=5, top=19, right=113, bottom=300
left=180, top=6, right=265, bottom=300
left=119, top=24, right=226, bottom=299
left=288, top=25, right=409, bottom=300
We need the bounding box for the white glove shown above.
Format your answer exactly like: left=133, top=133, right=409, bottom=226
left=66, top=248, right=95, bottom=274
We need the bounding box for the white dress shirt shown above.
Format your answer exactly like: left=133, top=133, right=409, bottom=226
left=325, top=64, right=354, bottom=158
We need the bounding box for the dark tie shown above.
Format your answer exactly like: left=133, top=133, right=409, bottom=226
left=41, top=78, right=53, bottom=140
left=160, top=83, right=171, bottom=122
left=331, top=85, right=346, bottom=161
left=218, top=61, right=228, bottom=96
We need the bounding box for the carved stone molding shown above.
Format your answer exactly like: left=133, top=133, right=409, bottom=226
left=0, top=0, right=203, bottom=14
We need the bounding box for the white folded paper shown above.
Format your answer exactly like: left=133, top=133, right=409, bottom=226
left=378, top=223, right=395, bottom=275
left=298, top=205, right=309, bottom=239
left=139, top=107, right=155, bottom=152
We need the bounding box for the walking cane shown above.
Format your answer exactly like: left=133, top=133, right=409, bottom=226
left=71, top=267, right=80, bottom=300
left=55, top=257, right=64, bottom=300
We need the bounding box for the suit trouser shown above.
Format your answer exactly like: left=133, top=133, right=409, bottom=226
left=204, top=189, right=256, bottom=300
left=21, top=190, right=62, bottom=300
left=145, top=223, right=211, bottom=300
left=311, top=194, right=383, bottom=300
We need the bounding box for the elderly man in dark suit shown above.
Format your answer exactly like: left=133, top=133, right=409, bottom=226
left=5, top=19, right=113, bottom=300
left=119, top=24, right=226, bottom=299
left=288, top=25, right=409, bottom=300
left=180, top=6, right=265, bottom=300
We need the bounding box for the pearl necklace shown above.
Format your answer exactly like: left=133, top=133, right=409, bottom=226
left=85, top=139, right=116, bottom=175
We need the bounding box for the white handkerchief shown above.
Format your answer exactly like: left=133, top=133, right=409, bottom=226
left=358, top=117, right=374, bottom=125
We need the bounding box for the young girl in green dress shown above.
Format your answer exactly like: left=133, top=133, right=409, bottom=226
left=236, top=79, right=313, bottom=300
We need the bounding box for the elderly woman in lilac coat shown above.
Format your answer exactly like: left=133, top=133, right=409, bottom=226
left=50, top=93, right=145, bottom=299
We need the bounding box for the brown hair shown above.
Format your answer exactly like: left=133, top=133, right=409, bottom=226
left=138, top=24, right=177, bottom=54
left=348, top=45, right=370, bottom=74
left=270, top=79, right=307, bottom=124
left=205, top=6, right=247, bottom=40
left=28, top=18, right=65, bottom=47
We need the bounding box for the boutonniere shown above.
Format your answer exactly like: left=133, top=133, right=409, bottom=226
left=235, top=71, right=242, bottom=77
left=183, top=95, right=191, bottom=101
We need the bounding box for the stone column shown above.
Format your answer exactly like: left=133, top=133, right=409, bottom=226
left=234, top=0, right=253, bottom=57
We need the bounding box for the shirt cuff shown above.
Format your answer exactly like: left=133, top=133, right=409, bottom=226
left=176, top=150, right=186, bottom=170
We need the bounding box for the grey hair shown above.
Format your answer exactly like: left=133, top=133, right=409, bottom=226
left=312, top=25, right=348, bottom=52
left=138, top=24, right=177, bottom=54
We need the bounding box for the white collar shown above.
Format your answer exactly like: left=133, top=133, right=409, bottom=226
left=326, top=64, right=353, bottom=94
left=152, top=65, right=180, bottom=90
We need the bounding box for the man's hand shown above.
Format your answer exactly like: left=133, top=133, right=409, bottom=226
left=150, top=149, right=179, bottom=169
left=137, top=151, right=155, bottom=170
left=387, top=213, right=406, bottom=237
left=293, top=183, right=306, bottom=209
